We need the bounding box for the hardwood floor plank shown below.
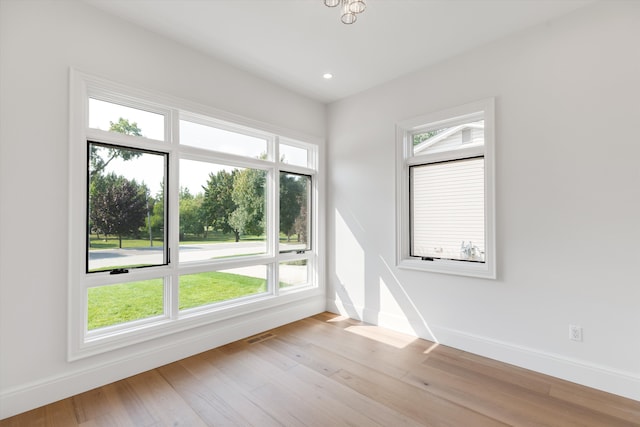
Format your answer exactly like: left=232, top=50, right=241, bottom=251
left=423, top=345, right=553, bottom=396
left=69, top=387, right=106, bottom=423
left=332, top=367, right=508, bottom=426
left=158, top=361, right=252, bottom=426
left=76, top=411, right=133, bottom=427
left=108, top=377, right=156, bottom=426
left=279, top=358, right=424, bottom=427
left=210, top=338, right=383, bottom=426
left=44, top=400, right=79, bottom=427
left=0, top=407, right=46, bottom=427
left=124, top=369, right=206, bottom=426
left=200, top=347, right=281, bottom=392
left=261, top=334, right=343, bottom=377
left=209, top=346, right=324, bottom=426
left=549, top=381, right=640, bottom=424
left=178, top=356, right=284, bottom=427
left=71, top=383, right=138, bottom=426
left=248, top=345, right=389, bottom=427
left=249, top=380, right=323, bottom=427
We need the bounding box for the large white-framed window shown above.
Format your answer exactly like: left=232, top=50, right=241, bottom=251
left=396, top=98, right=496, bottom=279
left=69, top=70, right=322, bottom=359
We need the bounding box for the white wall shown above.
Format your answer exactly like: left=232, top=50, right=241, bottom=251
left=0, top=0, right=325, bottom=418
left=327, top=1, right=640, bottom=400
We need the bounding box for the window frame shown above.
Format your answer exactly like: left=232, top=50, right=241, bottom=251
left=86, top=140, right=170, bottom=274
left=395, top=98, right=496, bottom=279
left=278, top=170, right=313, bottom=254
left=69, top=70, right=323, bottom=360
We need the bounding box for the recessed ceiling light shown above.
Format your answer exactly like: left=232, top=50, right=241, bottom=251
left=323, top=73, right=333, bottom=80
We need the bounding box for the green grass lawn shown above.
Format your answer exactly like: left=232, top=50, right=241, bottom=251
left=87, top=278, right=164, bottom=330
left=179, top=271, right=266, bottom=311
left=87, top=272, right=267, bottom=330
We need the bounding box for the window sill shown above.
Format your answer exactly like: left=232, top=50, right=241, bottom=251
left=397, top=258, right=496, bottom=279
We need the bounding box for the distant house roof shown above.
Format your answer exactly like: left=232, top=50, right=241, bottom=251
left=414, top=122, right=484, bottom=155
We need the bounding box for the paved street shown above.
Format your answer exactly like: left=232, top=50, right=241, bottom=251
left=89, top=242, right=308, bottom=285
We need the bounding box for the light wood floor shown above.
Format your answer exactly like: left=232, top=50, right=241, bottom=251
left=2, top=313, right=639, bottom=426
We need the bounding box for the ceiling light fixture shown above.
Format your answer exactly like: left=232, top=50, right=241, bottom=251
left=324, top=0, right=366, bottom=25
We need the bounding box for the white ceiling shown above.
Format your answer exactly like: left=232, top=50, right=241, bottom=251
left=83, top=0, right=593, bottom=104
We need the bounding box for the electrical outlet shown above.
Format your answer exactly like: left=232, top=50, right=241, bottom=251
left=569, top=324, right=583, bottom=342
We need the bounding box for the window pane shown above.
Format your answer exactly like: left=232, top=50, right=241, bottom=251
left=179, top=266, right=268, bottom=310
left=279, top=260, right=308, bottom=288
left=410, top=157, right=485, bottom=262
left=179, top=159, right=267, bottom=262
left=279, top=172, right=311, bottom=252
left=87, top=279, right=164, bottom=330
left=280, top=143, right=309, bottom=168
left=89, top=98, right=165, bottom=141
left=413, top=120, right=484, bottom=156
left=88, top=142, right=167, bottom=273
left=180, top=119, right=267, bottom=158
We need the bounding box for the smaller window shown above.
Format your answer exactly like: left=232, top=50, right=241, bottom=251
left=396, top=98, right=495, bottom=278
left=279, top=172, right=311, bottom=253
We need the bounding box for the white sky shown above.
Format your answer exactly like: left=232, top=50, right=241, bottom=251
left=89, top=98, right=308, bottom=196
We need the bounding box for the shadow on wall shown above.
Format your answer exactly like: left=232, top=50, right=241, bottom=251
left=330, top=206, right=438, bottom=342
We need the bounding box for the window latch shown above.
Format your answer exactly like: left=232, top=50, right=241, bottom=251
left=421, top=257, right=434, bottom=261
left=110, top=268, right=129, bottom=275
left=296, top=250, right=306, bottom=254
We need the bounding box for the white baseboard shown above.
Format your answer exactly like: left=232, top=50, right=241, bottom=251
left=326, top=300, right=640, bottom=402
left=0, top=297, right=325, bottom=420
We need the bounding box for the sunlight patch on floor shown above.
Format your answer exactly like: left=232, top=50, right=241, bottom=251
left=325, top=314, right=352, bottom=323
left=345, top=325, right=417, bottom=349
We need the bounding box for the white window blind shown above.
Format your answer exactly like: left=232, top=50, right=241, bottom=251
left=410, top=157, right=485, bottom=262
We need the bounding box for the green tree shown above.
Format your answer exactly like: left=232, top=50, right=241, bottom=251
left=413, top=129, right=444, bottom=146
left=90, top=173, right=148, bottom=248
left=89, top=119, right=143, bottom=177
left=179, top=188, right=205, bottom=240
left=279, top=174, right=306, bottom=242
left=109, top=117, right=143, bottom=136
left=230, top=168, right=266, bottom=238
left=146, top=187, right=165, bottom=243
left=202, top=170, right=240, bottom=241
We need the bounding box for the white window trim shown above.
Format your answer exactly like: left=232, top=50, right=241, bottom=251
left=68, top=69, right=324, bottom=360
left=395, top=98, right=496, bottom=279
